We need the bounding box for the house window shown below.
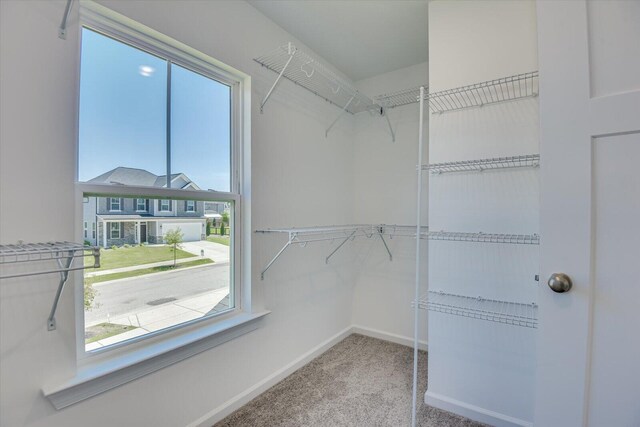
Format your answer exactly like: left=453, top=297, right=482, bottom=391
left=84, top=222, right=88, bottom=238
left=136, top=198, right=147, bottom=212
left=78, top=14, right=246, bottom=357
left=109, top=198, right=121, bottom=211
left=92, top=222, right=96, bottom=239
left=109, top=223, right=121, bottom=239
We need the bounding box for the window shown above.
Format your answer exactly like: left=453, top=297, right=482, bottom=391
left=92, top=222, right=96, bottom=239
left=78, top=20, right=245, bottom=355
left=109, top=223, right=121, bottom=239
left=84, top=222, right=88, bottom=238
left=136, top=198, right=147, bottom=212
left=109, top=197, right=121, bottom=211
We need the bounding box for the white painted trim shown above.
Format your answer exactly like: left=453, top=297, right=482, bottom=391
left=425, top=391, right=533, bottom=427
left=188, top=326, right=353, bottom=427
left=43, top=311, right=269, bottom=410
left=351, top=325, right=428, bottom=351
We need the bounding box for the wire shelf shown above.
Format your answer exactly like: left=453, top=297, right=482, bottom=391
left=417, top=290, right=538, bottom=328
left=0, top=241, right=101, bottom=331
left=374, top=86, right=429, bottom=109
left=254, top=43, right=377, bottom=115
left=428, top=231, right=540, bottom=245
left=427, top=71, right=538, bottom=114
left=0, top=241, right=99, bottom=272
left=423, top=154, right=540, bottom=174
left=255, top=224, right=428, bottom=279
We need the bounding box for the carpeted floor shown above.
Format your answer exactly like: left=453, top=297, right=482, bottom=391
left=216, top=334, right=484, bottom=426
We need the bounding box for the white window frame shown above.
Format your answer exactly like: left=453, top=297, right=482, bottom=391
left=109, top=222, right=120, bottom=239
left=55, top=2, right=259, bottom=410
left=109, top=197, right=120, bottom=212
left=159, top=199, right=171, bottom=212
left=136, top=198, right=147, bottom=212
left=84, top=222, right=88, bottom=238
left=186, top=200, right=195, bottom=212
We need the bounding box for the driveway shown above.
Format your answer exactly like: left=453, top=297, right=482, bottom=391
left=181, top=240, right=230, bottom=264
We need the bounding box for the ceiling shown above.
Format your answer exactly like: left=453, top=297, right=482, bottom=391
left=248, top=0, right=428, bottom=81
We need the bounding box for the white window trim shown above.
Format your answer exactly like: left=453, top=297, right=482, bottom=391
left=159, top=199, right=171, bottom=212
left=109, top=222, right=120, bottom=239
left=109, top=197, right=121, bottom=212
left=135, top=198, right=146, bottom=212
left=54, top=0, right=257, bottom=410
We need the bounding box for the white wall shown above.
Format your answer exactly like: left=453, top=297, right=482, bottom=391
left=350, top=62, right=429, bottom=346
left=0, top=1, right=359, bottom=426
left=427, top=1, right=539, bottom=426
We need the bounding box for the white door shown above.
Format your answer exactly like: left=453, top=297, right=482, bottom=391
left=535, top=1, right=640, bottom=426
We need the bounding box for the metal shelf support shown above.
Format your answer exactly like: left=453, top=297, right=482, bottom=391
left=260, top=42, right=296, bottom=113
left=58, top=0, right=74, bottom=40
left=0, top=242, right=100, bottom=331
left=325, top=95, right=355, bottom=137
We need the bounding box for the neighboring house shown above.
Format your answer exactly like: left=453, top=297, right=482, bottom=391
left=83, top=167, right=207, bottom=247
left=204, top=201, right=229, bottom=226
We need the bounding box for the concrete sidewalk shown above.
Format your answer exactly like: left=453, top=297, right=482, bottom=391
left=85, top=256, right=203, bottom=277
left=85, top=288, right=231, bottom=350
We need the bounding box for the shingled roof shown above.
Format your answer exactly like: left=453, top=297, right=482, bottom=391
left=88, top=167, right=199, bottom=189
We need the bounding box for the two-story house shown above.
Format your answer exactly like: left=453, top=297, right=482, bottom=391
left=83, top=167, right=207, bottom=247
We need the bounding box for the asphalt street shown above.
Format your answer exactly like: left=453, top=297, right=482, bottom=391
left=85, top=262, right=230, bottom=325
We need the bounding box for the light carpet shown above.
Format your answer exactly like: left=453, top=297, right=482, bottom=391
left=216, top=334, right=484, bottom=426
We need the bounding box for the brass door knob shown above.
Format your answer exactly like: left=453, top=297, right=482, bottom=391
left=547, top=273, right=572, bottom=293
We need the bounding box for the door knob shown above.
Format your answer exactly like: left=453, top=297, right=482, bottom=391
left=547, top=273, right=572, bottom=293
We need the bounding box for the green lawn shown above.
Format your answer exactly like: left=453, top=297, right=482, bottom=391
left=87, top=245, right=194, bottom=271
left=85, top=258, right=214, bottom=285
left=85, top=323, right=138, bottom=344
left=206, top=236, right=230, bottom=246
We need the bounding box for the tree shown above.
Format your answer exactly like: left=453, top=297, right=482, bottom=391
left=221, top=211, right=229, bottom=236
left=206, top=221, right=211, bottom=236
left=164, top=227, right=184, bottom=267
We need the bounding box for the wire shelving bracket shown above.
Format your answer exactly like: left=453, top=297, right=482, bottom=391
left=255, top=224, right=428, bottom=280
left=254, top=43, right=378, bottom=137
left=427, top=71, right=538, bottom=114
left=373, top=86, right=429, bottom=143
left=0, top=242, right=101, bottom=331
left=427, top=231, right=540, bottom=245
left=58, top=0, right=74, bottom=39
left=424, top=154, right=540, bottom=174
left=415, top=290, right=538, bottom=329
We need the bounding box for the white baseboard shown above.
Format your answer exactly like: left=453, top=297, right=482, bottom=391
left=351, top=325, right=428, bottom=351
left=425, top=390, right=533, bottom=427
left=188, top=326, right=353, bottom=427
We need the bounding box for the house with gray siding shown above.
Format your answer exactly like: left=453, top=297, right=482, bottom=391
left=83, top=167, right=207, bottom=247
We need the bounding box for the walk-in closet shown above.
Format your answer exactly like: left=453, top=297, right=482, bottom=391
left=1, top=1, right=639, bottom=427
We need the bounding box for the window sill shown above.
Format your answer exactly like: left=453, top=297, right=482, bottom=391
left=42, top=311, right=269, bottom=410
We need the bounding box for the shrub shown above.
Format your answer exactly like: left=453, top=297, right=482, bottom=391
left=84, top=281, right=99, bottom=311
left=84, top=240, right=91, bottom=246
left=111, top=245, right=118, bottom=250
left=123, top=244, right=131, bottom=248
left=206, top=221, right=211, bottom=236
left=220, top=222, right=226, bottom=236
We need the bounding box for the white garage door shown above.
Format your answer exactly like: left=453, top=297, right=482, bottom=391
left=162, top=222, right=202, bottom=242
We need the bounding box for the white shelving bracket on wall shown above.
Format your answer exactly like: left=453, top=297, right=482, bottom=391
left=374, top=86, right=428, bottom=143
left=255, top=224, right=427, bottom=280
left=254, top=43, right=378, bottom=115
left=0, top=242, right=101, bottom=330
left=58, top=0, right=74, bottom=40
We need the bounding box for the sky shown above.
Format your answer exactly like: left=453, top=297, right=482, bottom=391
left=78, top=28, right=231, bottom=192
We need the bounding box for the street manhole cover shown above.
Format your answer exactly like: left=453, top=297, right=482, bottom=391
left=147, top=297, right=177, bottom=306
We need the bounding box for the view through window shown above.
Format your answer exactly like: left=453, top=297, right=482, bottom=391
left=79, top=28, right=235, bottom=351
